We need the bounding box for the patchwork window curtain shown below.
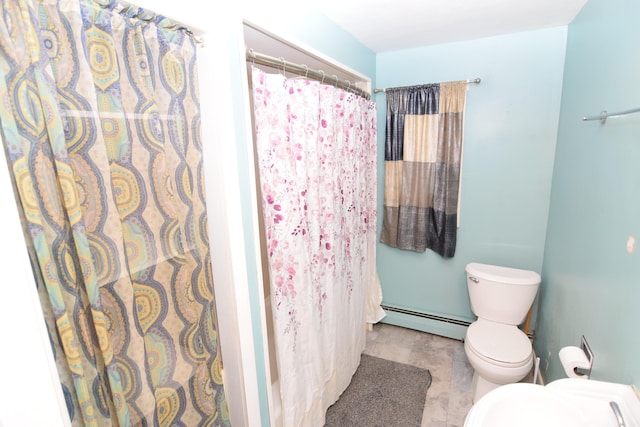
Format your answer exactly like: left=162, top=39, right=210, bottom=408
left=380, top=82, right=467, bottom=257
left=0, top=0, right=229, bottom=425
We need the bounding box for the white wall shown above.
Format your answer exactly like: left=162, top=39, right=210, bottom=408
left=195, top=16, right=263, bottom=427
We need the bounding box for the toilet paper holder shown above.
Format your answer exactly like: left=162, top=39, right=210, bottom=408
left=575, top=335, right=594, bottom=377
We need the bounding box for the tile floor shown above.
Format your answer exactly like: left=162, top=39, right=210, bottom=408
left=364, top=322, right=535, bottom=427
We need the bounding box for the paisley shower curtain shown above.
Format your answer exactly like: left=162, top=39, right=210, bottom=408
left=251, top=67, right=382, bottom=426
left=0, top=0, right=228, bottom=425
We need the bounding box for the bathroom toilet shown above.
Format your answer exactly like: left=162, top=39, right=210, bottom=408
left=464, top=262, right=541, bottom=403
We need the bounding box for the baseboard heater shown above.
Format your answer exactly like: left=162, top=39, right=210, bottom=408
left=380, top=305, right=471, bottom=327
left=380, top=304, right=535, bottom=340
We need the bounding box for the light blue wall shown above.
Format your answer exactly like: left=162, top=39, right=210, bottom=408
left=375, top=28, right=567, bottom=332
left=233, top=0, right=640, bottom=416
left=536, top=0, right=640, bottom=387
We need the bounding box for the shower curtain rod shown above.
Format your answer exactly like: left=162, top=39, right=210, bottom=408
left=373, top=78, right=481, bottom=94
left=100, top=0, right=204, bottom=45
left=246, top=49, right=371, bottom=100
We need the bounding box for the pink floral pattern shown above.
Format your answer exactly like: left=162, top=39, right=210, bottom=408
left=251, top=67, right=378, bottom=426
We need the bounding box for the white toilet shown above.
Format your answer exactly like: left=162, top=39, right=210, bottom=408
left=464, top=262, right=541, bottom=403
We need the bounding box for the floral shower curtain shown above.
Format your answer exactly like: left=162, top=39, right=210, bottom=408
left=251, top=66, right=382, bottom=426
left=380, top=82, right=467, bottom=257
left=0, top=0, right=228, bottom=425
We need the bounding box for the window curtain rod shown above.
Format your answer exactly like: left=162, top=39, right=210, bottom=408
left=374, top=78, right=481, bottom=94
left=246, top=48, right=371, bottom=100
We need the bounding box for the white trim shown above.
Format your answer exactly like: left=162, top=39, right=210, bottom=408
left=196, top=16, right=262, bottom=427
left=238, top=34, right=278, bottom=427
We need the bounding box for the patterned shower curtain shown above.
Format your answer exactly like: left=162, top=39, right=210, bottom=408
left=251, top=67, right=381, bottom=426
left=380, top=82, right=467, bottom=257
left=0, top=0, right=229, bottom=425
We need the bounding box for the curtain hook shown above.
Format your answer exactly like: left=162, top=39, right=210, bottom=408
left=137, top=8, right=155, bottom=21
left=279, top=57, right=286, bottom=75
left=302, top=64, right=309, bottom=79
left=333, top=75, right=339, bottom=87
left=346, top=80, right=352, bottom=91
left=193, top=34, right=204, bottom=47
left=320, top=70, right=325, bottom=84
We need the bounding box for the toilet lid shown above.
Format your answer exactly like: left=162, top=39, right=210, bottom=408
left=465, top=262, right=540, bottom=286
left=466, top=320, right=531, bottom=364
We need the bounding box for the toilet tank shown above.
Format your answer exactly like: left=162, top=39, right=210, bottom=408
left=466, top=262, right=541, bottom=325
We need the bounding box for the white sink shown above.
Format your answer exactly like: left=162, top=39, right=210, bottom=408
left=464, top=378, right=640, bottom=427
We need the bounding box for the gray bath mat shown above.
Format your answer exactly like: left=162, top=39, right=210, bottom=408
left=325, top=354, right=432, bottom=427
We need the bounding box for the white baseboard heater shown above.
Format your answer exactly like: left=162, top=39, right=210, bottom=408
left=380, top=305, right=535, bottom=340
left=381, top=304, right=471, bottom=327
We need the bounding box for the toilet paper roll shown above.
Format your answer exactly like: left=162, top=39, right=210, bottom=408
left=559, top=346, right=590, bottom=379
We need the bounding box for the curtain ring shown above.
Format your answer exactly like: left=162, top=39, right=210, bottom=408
left=320, top=70, right=325, bottom=84
left=248, top=48, right=256, bottom=65
left=302, top=64, right=309, bottom=79
left=346, top=80, right=352, bottom=91
left=279, top=57, right=286, bottom=75
left=333, top=75, right=339, bottom=87
left=137, top=8, right=155, bottom=21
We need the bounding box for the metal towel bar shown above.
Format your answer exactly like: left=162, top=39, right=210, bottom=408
left=582, top=107, right=640, bottom=124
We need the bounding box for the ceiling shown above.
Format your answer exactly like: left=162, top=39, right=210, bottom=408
left=315, top=0, right=589, bottom=53
left=244, top=0, right=589, bottom=91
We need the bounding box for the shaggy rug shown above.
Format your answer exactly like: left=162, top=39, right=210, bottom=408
left=324, top=354, right=432, bottom=427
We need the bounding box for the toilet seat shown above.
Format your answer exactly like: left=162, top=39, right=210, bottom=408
left=466, top=319, right=532, bottom=367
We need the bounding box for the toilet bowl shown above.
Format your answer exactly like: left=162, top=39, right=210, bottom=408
left=464, top=263, right=541, bottom=402
left=465, top=319, right=534, bottom=401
